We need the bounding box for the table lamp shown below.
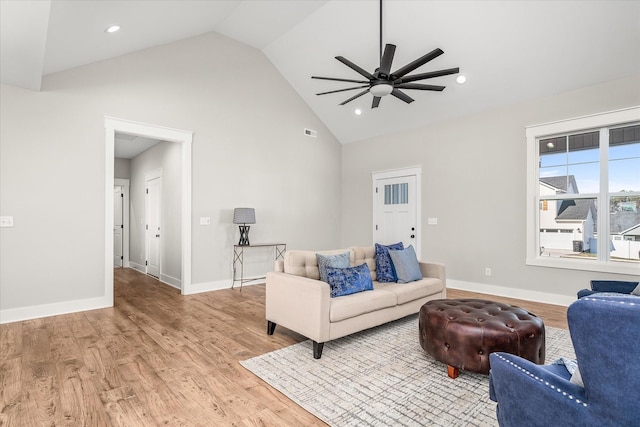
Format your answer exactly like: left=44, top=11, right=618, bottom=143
left=233, top=208, right=255, bottom=246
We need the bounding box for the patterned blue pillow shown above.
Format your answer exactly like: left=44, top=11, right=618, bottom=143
left=316, top=252, right=350, bottom=282
left=388, top=245, right=422, bottom=284
left=375, top=242, right=404, bottom=283
left=325, top=263, right=373, bottom=298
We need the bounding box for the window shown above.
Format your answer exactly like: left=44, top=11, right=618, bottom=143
left=526, top=107, right=640, bottom=274
left=384, top=183, right=408, bottom=205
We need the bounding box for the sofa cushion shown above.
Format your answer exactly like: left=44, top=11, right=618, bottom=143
left=388, top=245, right=422, bottom=283
left=317, top=251, right=350, bottom=282
left=325, top=263, right=374, bottom=298
left=283, top=249, right=349, bottom=279
left=350, top=246, right=377, bottom=280
left=375, top=242, right=404, bottom=283
left=590, top=280, right=639, bottom=293
left=375, top=278, right=444, bottom=305
left=330, top=289, right=397, bottom=322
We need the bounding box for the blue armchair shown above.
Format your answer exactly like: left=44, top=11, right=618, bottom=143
left=489, top=294, right=640, bottom=427
left=576, top=280, right=638, bottom=298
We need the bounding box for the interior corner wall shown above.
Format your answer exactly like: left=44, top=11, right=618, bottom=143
left=341, top=74, right=640, bottom=303
left=0, top=31, right=342, bottom=322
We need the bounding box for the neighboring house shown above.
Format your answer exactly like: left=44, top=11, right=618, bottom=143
left=539, top=176, right=596, bottom=252
left=610, top=211, right=640, bottom=260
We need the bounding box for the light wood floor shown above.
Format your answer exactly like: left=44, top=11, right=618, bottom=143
left=0, top=269, right=568, bottom=426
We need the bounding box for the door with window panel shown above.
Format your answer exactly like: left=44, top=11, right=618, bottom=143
left=375, top=175, right=417, bottom=250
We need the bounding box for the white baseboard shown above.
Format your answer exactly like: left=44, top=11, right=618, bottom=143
left=160, top=273, right=181, bottom=289
left=447, top=279, right=576, bottom=307
left=183, top=276, right=264, bottom=295
left=130, top=261, right=146, bottom=274
left=0, top=295, right=112, bottom=324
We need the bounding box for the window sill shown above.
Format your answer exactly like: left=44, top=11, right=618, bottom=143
left=526, top=256, right=640, bottom=276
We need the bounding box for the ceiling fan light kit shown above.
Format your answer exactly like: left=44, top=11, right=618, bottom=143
left=312, top=0, right=459, bottom=109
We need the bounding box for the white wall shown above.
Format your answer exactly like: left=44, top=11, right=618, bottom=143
left=0, top=31, right=342, bottom=321
left=129, top=141, right=182, bottom=286
left=114, top=158, right=131, bottom=179
left=341, top=74, right=640, bottom=304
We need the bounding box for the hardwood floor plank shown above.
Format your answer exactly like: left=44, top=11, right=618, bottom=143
left=0, top=267, right=572, bottom=426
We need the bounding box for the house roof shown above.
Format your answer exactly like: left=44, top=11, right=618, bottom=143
left=540, top=176, right=579, bottom=194
left=556, top=199, right=596, bottom=221
left=610, top=211, right=640, bottom=235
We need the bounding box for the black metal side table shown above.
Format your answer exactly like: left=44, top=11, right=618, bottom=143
left=232, top=243, right=286, bottom=291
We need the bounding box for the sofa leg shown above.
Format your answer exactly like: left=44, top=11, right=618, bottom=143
left=313, top=341, right=324, bottom=359
left=267, top=321, right=277, bottom=335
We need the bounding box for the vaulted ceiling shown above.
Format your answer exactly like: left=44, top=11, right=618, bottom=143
left=2, top=0, right=639, bottom=143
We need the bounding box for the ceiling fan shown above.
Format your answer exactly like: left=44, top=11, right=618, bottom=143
left=312, top=0, right=460, bottom=109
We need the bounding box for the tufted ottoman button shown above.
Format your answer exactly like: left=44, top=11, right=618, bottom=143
left=418, top=298, right=545, bottom=378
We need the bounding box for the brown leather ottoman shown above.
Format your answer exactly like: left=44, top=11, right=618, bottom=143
left=419, top=299, right=545, bottom=378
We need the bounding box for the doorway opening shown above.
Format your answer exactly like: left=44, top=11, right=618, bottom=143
left=114, top=178, right=130, bottom=268
left=104, top=117, right=192, bottom=304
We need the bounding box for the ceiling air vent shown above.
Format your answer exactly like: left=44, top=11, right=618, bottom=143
left=304, top=128, right=317, bottom=138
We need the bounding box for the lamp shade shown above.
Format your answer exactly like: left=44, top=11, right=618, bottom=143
left=233, top=208, right=255, bottom=224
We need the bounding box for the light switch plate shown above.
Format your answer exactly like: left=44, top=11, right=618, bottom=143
left=0, top=216, right=14, bottom=227
left=427, top=217, right=438, bottom=225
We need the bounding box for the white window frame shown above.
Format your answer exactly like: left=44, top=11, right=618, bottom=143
left=526, top=106, right=640, bottom=275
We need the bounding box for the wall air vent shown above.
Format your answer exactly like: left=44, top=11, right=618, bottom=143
left=304, top=128, right=318, bottom=138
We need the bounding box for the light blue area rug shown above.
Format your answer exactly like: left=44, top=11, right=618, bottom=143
left=241, top=314, right=575, bottom=427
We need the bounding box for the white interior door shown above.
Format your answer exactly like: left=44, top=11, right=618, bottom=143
left=374, top=175, right=418, bottom=251
left=146, top=177, right=161, bottom=278
left=113, top=186, right=123, bottom=267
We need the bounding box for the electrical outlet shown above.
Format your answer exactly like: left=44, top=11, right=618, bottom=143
left=485, top=268, right=492, bottom=276
left=0, top=216, right=14, bottom=227
left=200, top=217, right=211, bottom=225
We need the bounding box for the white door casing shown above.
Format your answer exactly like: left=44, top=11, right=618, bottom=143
left=372, top=167, right=422, bottom=259
left=146, top=173, right=161, bottom=278
left=105, top=116, right=192, bottom=299
left=114, top=186, right=123, bottom=267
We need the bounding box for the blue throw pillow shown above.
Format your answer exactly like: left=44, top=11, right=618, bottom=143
left=316, top=252, right=350, bottom=282
left=388, top=245, right=422, bottom=283
left=325, top=263, right=373, bottom=298
left=375, top=242, right=404, bottom=283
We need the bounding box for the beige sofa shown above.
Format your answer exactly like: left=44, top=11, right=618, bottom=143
left=266, top=246, right=446, bottom=358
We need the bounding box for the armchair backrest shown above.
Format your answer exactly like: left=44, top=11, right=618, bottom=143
left=568, top=294, right=640, bottom=425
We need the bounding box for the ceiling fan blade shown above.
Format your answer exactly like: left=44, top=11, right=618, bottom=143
left=339, top=89, right=370, bottom=105
left=378, top=44, right=396, bottom=77
left=391, top=48, right=444, bottom=79
left=372, top=96, right=381, bottom=108
left=312, top=76, right=370, bottom=84
left=390, top=88, right=415, bottom=104
left=394, top=67, right=459, bottom=84
left=335, top=56, right=376, bottom=80
left=317, top=85, right=369, bottom=96
left=395, top=83, right=445, bottom=91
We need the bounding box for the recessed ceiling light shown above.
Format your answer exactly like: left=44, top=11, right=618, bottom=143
left=354, top=109, right=362, bottom=116
left=105, top=25, right=120, bottom=33
left=456, top=75, right=467, bottom=84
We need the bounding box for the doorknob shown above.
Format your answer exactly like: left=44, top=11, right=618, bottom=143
left=156, top=234, right=160, bottom=238
left=410, top=234, right=415, bottom=238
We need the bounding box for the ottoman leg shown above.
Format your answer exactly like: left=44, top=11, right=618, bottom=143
left=447, top=365, right=459, bottom=379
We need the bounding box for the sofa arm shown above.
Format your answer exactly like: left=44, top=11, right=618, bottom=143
left=489, top=352, right=588, bottom=427
left=266, top=271, right=331, bottom=343
left=419, top=261, right=446, bottom=287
